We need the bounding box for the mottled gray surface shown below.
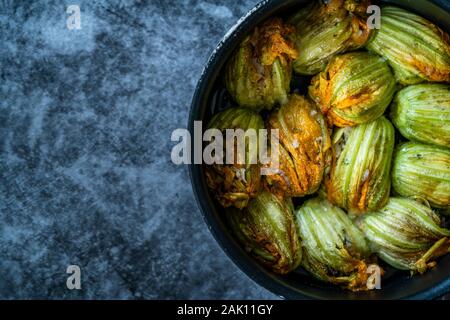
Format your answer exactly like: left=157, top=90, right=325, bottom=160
left=0, top=0, right=277, bottom=299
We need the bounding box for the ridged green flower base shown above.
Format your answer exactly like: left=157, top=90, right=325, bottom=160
left=360, top=197, right=450, bottom=273
left=366, top=6, right=450, bottom=85
left=327, top=116, right=395, bottom=215
left=296, top=198, right=373, bottom=291
left=392, top=142, right=450, bottom=212
left=227, top=191, right=302, bottom=274
left=390, top=84, right=450, bottom=148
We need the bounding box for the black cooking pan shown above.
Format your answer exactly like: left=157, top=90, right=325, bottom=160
left=189, top=0, right=450, bottom=299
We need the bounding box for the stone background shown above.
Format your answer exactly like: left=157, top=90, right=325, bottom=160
left=0, top=0, right=448, bottom=299
left=0, top=0, right=277, bottom=299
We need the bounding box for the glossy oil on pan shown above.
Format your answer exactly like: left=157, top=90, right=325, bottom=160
left=189, top=0, right=450, bottom=300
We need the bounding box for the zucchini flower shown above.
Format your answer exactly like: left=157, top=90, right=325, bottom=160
left=359, top=197, right=450, bottom=273
left=205, top=107, right=264, bottom=209
left=227, top=191, right=302, bottom=274
left=391, top=142, right=450, bottom=212
left=225, top=18, right=298, bottom=111
left=309, top=52, right=396, bottom=127
left=296, top=198, right=375, bottom=291
left=327, top=116, right=395, bottom=215
left=289, top=0, right=371, bottom=75
left=366, top=6, right=450, bottom=85
left=390, top=84, right=450, bottom=148
left=264, top=94, right=332, bottom=198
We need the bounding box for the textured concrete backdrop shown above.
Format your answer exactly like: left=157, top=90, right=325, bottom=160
left=0, top=0, right=278, bottom=299
left=1, top=0, right=449, bottom=300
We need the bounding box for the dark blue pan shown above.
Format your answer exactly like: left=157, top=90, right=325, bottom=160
left=189, top=0, right=450, bottom=299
